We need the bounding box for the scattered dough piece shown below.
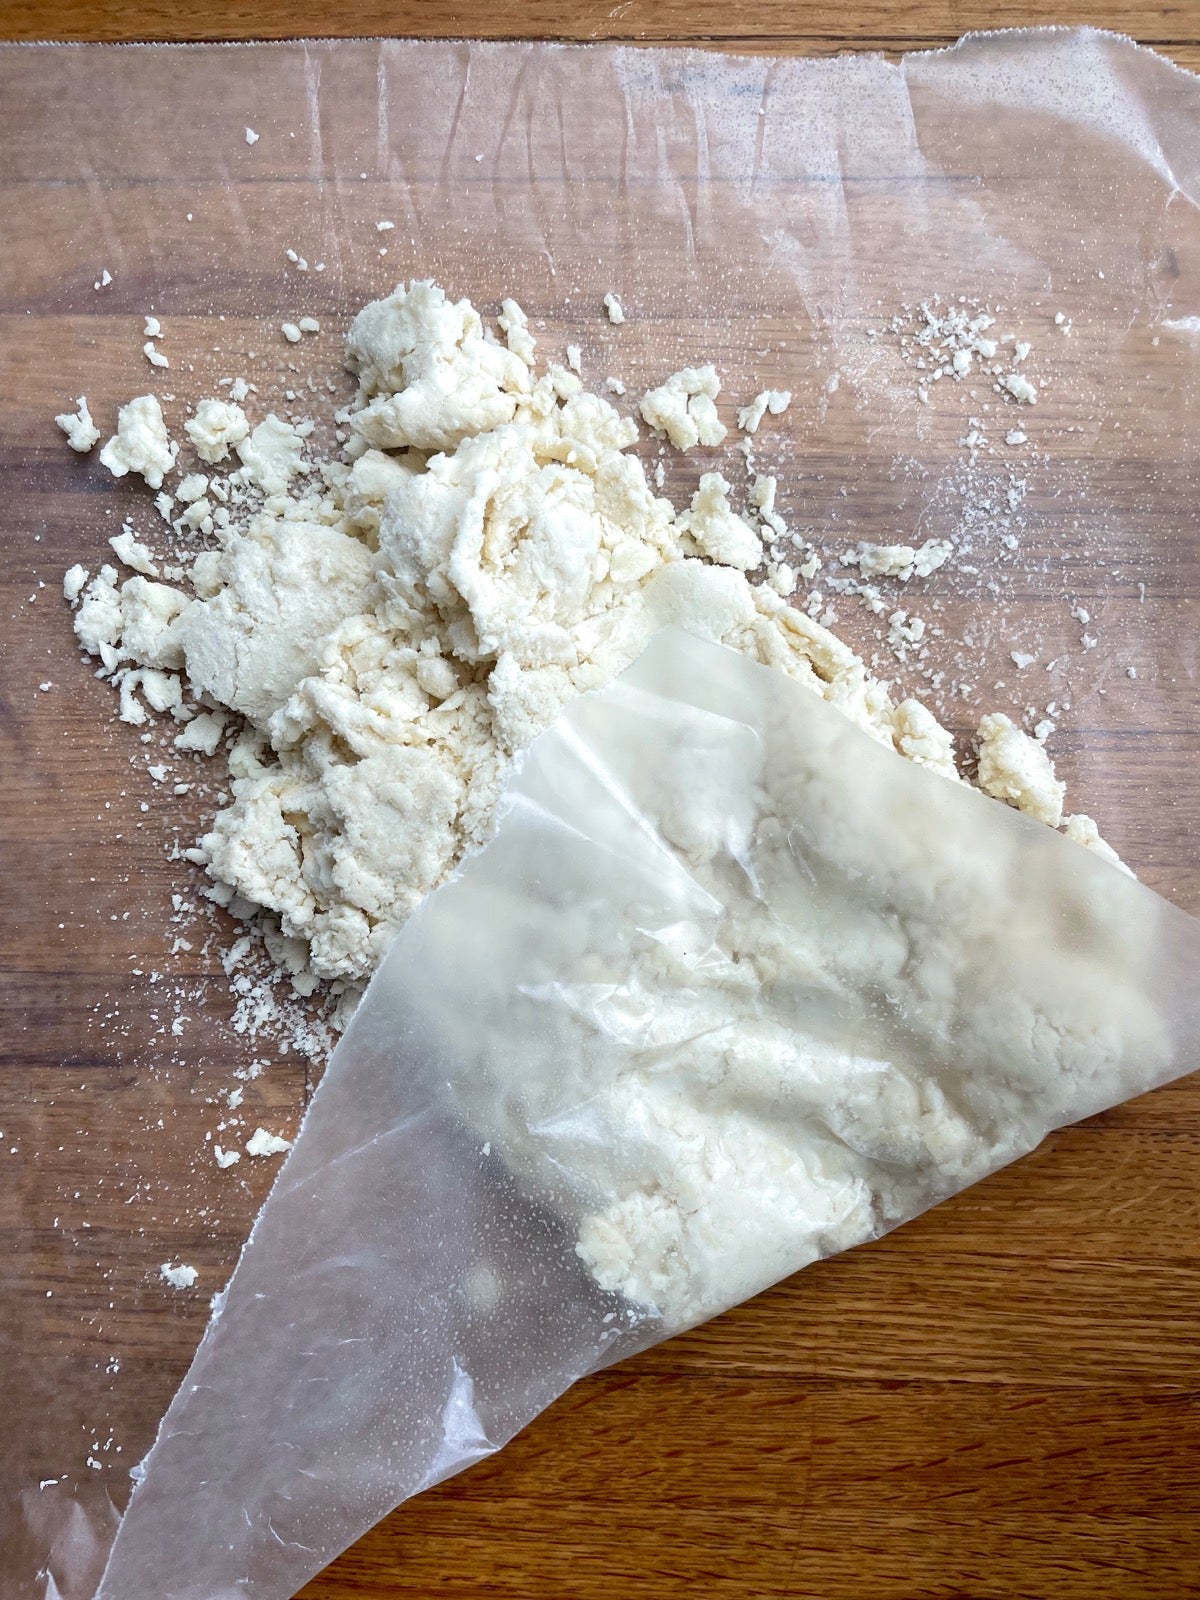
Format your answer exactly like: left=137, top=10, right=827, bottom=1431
left=1065, top=813, right=1131, bottom=875
left=99, top=395, right=178, bottom=490
left=110, top=530, right=159, bottom=578
left=976, top=712, right=1065, bottom=827
left=640, top=366, right=727, bottom=450
left=160, top=1263, right=198, bottom=1289
left=1002, top=373, right=1038, bottom=404
left=245, top=1128, right=292, bottom=1157
left=751, top=475, right=787, bottom=540
left=737, top=389, right=792, bottom=434
left=843, top=540, right=952, bottom=581
left=185, top=399, right=250, bottom=465
left=497, top=298, right=536, bottom=367
left=55, top=397, right=101, bottom=453
left=603, top=292, right=625, bottom=325
left=892, top=698, right=959, bottom=778
left=174, top=711, right=227, bottom=756
left=175, top=472, right=210, bottom=504
left=235, top=415, right=305, bottom=495
left=677, top=473, right=762, bottom=571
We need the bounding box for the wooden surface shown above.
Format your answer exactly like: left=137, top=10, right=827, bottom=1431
left=2, top=11, right=1200, bottom=1600
left=5, top=0, right=1200, bottom=70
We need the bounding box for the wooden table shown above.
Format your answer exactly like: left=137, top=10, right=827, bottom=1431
left=1, top=0, right=1199, bottom=70
left=2, top=7, right=1199, bottom=1600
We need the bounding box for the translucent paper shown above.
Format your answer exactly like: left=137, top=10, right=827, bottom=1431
left=3, top=26, right=1200, bottom=1600
left=98, top=629, right=1200, bottom=1600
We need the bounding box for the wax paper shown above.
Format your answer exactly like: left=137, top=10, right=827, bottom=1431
left=1, top=26, right=1198, bottom=1600
left=97, top=627, right=1200, bottom=1599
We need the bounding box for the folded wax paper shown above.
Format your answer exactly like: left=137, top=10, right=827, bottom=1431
left=96, top=628, right=1200, bottom=1599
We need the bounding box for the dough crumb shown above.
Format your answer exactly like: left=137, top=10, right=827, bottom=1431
left=737, top=389, right=792, bottom=434
left=977, top=712, right=1065, bottom=827
left=185, top=399, right=250, bottom=464
left=99, top=395, right=178, bottom=490
left=174, top=711, right=227, bottom=756
left=245, top=1128, right=292, bottom=1158
left=160, top=1263, right=198, bottom=1290
left=235, top=415, right=304, bottom=494
left=1002, top=372, right=1038, bottom=404
left=678, top=473, right=762, bottom=571
left=55, top=396, right=100, bottom=453
left=640, top=366, right=727, bottom=450
left=1065, top=812, right=1131, bottom=874
left=497, top=297, right=537, bottom=367
left=110, top=530, right=159, bottom=577
left=843, top=540, right=951, bottom=581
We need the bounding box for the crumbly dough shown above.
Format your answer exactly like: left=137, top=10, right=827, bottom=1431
left=737, top=388, right=792, bottom=434
left=56, top=396, right=101, bottom=453
left=640, top=365, right=727, bottom=450
left=160, top=1263, right=198, bottom=1290
left=976, top=712, right=1065, bottom=827
left=66, top=280, right=1106, bottom=993
left=245, top=1128, right=291, bottom=1157
left=100, top=395, right=178, bottom=489
left=185, top=399, right=250, bottom=464
left=234, top=416, right=306, bottom=496
left=677, top=473, right=763, bottom=571
left=843, top=540, right=953, bottom=581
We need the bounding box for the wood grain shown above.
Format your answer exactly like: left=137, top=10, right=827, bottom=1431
left=1, top=13, right=1199, bottom=1600
left=1, top=0, right=1199, bottom=50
